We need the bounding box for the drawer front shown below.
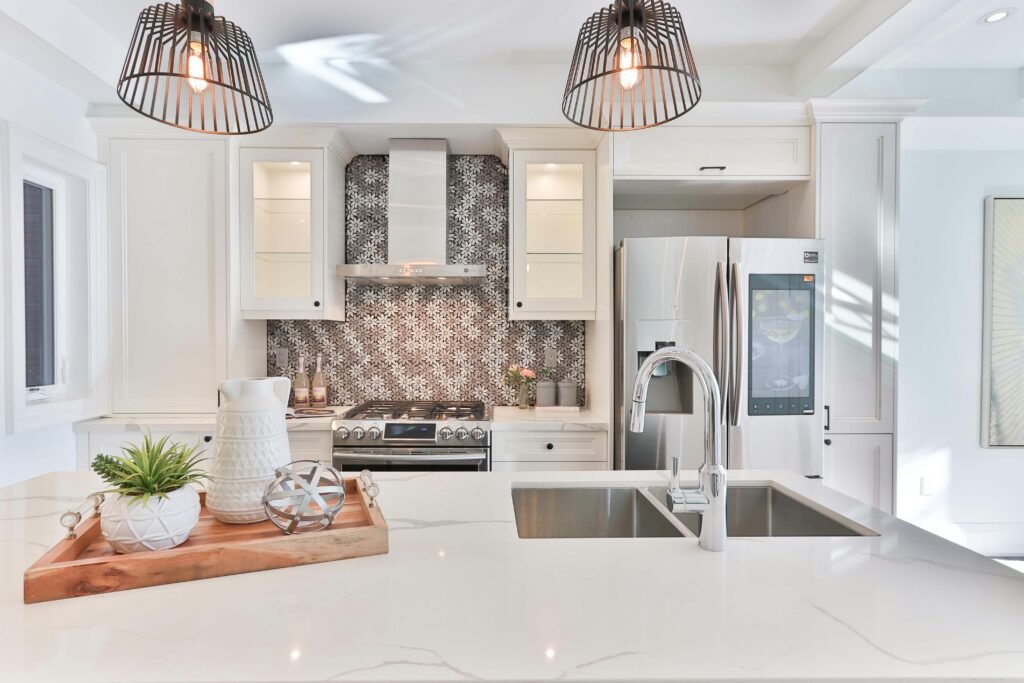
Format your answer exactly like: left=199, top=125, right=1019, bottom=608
left=492, top=461, right=608, bottom=472
left=86, top=430, right=215, bottom=466
left=492, top=432, right=607, bottom=463
left=288, top=432, right=333, bottom=464
left=614, top=126, right=810, bottom=178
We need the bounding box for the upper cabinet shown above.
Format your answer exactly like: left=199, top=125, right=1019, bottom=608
left=239, top=146, right=345, bottom=320
left=613, top=126, right=810, bottom=178
left=509, top=149, right=597, bottom=320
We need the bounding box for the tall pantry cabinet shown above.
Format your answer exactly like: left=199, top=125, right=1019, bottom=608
left=814, top=108, right=908, bottom=515
left=99, top=126, right=265, bottom=414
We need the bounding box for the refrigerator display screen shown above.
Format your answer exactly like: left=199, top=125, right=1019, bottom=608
left=748, top=274, right=815, bottom=416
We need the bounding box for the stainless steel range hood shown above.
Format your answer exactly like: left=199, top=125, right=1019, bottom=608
left=336, top=139, right=487, bottom=285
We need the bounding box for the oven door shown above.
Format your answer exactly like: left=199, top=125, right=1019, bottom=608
left=332, top=448, right=489, bottom=473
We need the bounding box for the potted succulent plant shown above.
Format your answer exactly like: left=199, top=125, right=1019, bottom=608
left=91, top=434, right=208, bottom=554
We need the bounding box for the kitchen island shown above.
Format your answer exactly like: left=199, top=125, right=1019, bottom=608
left=2, top=469, right=1024, bottom=682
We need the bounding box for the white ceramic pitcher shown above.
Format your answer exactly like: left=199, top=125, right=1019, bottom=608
left=206, top=377, right=292, bottom=524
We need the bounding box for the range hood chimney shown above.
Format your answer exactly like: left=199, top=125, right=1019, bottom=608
left=336, top=139, right=487, bottom=285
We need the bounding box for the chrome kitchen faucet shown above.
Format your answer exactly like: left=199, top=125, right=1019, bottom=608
left=630, top=348, right=727, bottom=552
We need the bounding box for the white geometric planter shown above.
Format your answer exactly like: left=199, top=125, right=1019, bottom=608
left=100, top=486, right=201, bottom=554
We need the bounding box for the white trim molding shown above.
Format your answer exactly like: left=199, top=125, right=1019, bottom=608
left=807, top=99, right=928, bottom=124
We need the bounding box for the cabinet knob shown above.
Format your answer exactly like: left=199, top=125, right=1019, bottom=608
left=516, top=302, right=523, bottom=308
left=314, top=300, right=321, bottom=307
left=546, top=443, right=554, bottom=450
left=203, top=435, right=213, bottom=443
left=824, top=439, right=832, bottom=446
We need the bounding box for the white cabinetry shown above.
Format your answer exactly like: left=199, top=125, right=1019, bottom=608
left=819, top=123, right=897, bottom=434
left=492, top=431, right=608, bottom=470
left=509, top=149, right=597, bottom=320
left=613, top=126, right=810, bottom=178
left=238, top=145, right=345, bottom=320
left=823, top=434, right=893, bottom=514
left=817, top=120, right=899, bottom=513
left=109, top=139, right=232, bottom=413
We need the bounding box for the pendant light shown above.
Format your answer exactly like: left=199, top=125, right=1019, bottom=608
left=563, top=0, right=701, bottom=132
left=117, top=0, right=272, bottom=134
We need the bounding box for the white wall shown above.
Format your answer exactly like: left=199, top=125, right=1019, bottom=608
left=898, top=117, right=1024, bottom=556
left=613, top=210, right=745, bottom=242
left=0, top=45, right=95, bottom=485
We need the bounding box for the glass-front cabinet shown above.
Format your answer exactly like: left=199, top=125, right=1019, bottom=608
left=510, top=149, right=596, bottom=320
left=239, top=147, right=344, bottom=320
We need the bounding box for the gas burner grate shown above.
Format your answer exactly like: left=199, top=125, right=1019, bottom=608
left=345, top=401, right=487, bottom=421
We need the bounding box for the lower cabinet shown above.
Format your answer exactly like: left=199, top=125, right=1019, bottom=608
left=491, top=431, right=609, bottom=471
left=823, top=433, right=893, bottom=514
left=77, top=428, right=332, bottom=469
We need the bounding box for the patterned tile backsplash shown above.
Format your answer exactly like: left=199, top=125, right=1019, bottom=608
left=267, top=155, right=586, bottom=407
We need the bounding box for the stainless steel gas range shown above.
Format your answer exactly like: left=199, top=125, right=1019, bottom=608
left=332, top=401, right=492, bottom=472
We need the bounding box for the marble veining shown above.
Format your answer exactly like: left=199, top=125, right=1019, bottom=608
left=4, top=469, right=1024, bottom=682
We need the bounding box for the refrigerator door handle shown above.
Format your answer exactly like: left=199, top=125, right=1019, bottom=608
left=729, top=262, right=743, bottom=427
left=713, top=261, right=729, bottom=413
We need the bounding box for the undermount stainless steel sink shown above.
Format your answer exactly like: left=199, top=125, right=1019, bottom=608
left=650, top=485, right=874, bottom=537
left=512, top=485, right=874, bottom=539
left=511, top=486, right=685, bottom=538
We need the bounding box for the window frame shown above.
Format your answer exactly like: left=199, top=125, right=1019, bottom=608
left=1, top=123, right=108, bottom=435
left=21, top=166, right=69, bottom=403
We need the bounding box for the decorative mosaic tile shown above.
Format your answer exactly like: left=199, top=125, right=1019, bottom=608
left=267, top=155, right=586, bottom=406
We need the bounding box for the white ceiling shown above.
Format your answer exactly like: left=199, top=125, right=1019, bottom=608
left=879, top=0, right=1024, bottom=68
left=70, top=0, right=865, bottom=67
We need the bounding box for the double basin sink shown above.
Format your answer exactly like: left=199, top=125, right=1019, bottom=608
left=511, top=484, right=875, bottom=539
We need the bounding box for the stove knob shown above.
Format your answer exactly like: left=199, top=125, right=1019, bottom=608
left=470, top=427, right=485, bottom=441
left=367, top=427, right=381, bottom=440
left=335, top=426, right=350, bottom=440
left=455, top=427, right=469, bottom=441
left=439, top=427, right=453, bottom=441
left=352, top=427, right=366, bottom=441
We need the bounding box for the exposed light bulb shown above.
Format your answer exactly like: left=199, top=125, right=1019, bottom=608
left=618, top=36, right=641, bottom=90
left=187, top=41, right=208, bottom=93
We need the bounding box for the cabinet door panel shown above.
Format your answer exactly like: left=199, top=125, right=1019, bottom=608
left=823, top=433, right=893, bottom=513
left=110, top=140, right=226, bottom=413
left=240, top=148, right=324, bottom=313
left=819, top=123, right=897, bottom=433
left=510, top=149, right=596, bottom=319
left=613, top=126, right=810, bottom=178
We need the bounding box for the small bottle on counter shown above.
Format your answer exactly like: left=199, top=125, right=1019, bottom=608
left=293, top=354, right=310, bottom=408
left=311, top=354, right=328, bottom=408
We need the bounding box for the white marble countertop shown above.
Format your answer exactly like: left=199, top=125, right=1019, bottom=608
left=3, top=469, right=1024, bottom=682
left=73, top=409, right=352, bottom=434
left=76, top=407, right=608, bottom=434
left=490, top=406, right=609, bottom=431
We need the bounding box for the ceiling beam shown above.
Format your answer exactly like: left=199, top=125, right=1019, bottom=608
left=0, top=0, right=123, bottom=102
left=791, top=0, right=964, bottom=98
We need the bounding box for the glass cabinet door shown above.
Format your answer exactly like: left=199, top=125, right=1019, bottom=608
left=512, top=150, right=596, bottom=319
left=240, top=148, right=324, bottom=312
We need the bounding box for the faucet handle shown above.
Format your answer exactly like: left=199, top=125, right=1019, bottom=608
left=667, top=487, right=710, bottom=514
left=670, top=456, right=681, bottom=492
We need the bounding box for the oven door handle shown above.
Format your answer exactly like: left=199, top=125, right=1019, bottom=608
left=332, top=451, right=489, bottom=464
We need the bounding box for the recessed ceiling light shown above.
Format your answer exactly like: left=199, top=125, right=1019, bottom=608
left=981, top=8, right=1014, bottom=23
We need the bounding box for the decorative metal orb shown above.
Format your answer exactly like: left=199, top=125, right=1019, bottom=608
left=262, top=461, right=345, bottom=534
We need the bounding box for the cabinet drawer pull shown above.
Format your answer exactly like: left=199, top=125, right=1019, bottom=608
left=699, top=165, right=727, bottom=171
left=824, top=438, right=832, bottom=446
left=546, top=443, right=554, bottom=450
left=314, top=300, right=321, bottom=307
left=203, top=435, right=213, bottom=443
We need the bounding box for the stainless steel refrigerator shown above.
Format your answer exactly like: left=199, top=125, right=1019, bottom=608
left=615, top=237, right=826, bottom=476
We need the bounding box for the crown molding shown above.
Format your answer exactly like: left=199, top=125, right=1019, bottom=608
left=807, top=98, right=928, bottom=124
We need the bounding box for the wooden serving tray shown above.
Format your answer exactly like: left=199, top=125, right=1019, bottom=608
left=24, top=477, right=388, bottom=603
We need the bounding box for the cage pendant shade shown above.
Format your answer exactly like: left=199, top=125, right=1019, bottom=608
left=117, top=0, right=272, bottom=135
left=563, top=0, right=701, bottom=132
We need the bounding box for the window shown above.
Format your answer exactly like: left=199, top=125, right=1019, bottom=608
left=21, top=169, right=67, bottom=402
left=2, top=125, right=107, bottom=435
left=23, top=181, right=56, bottom=390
